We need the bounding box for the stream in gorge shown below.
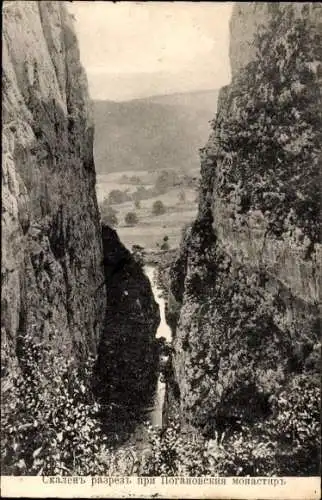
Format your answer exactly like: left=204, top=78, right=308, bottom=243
left=144, top=265, right=172, bottom=427
left=106, top=264, right=173, bottom=460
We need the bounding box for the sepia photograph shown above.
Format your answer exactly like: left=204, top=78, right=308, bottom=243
left=1, top=1, right=321, bottom=498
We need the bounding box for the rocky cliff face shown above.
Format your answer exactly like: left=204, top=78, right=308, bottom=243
left=2, top=0, right=159, bottom=402
left=168, top=2, right=320, bottom=473
left=2, top=1, right=106, bottom=371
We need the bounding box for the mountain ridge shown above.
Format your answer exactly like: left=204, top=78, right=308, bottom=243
left=94, top=88, right=219, bottom=105
left=93, top=88, right=219, bottom=174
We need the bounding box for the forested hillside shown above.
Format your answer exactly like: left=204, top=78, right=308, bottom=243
left=93, top=89, right=218, bottom=174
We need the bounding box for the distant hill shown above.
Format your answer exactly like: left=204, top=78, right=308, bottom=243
left=93, top=89, right=219, bottom=174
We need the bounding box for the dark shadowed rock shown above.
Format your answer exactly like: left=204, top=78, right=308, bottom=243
left=94, top=224, right=160, bottom=409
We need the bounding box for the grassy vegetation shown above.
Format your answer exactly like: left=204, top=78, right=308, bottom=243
left=97, top=170, right=198, bottom=250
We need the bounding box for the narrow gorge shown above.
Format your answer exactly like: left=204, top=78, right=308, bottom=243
left=1, top=0, right=320, bottom=481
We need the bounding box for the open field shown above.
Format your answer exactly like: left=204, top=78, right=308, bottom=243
left=96, top=172, right=198, bottom=251
left=117, top=206, right=197, bottom=250
left=96, top=171, right=155, bottom=203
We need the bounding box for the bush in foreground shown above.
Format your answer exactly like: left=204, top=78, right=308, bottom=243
left=142, top=371, right=320, bottom=476
left=1, top=335, right=112, bottom=475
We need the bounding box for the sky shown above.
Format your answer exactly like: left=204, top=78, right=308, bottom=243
left=68, top=1, right=234, bottom=101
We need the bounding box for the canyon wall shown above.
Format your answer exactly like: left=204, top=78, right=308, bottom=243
left=2, top=0, right=159, bottom=402
left=2, top=1, right=106, bottom=371
left=168, top=2, right=321, bottom=473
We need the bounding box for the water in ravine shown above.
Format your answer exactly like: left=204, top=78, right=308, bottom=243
left=105, top=265, right=172, bottom=457
left=144, top=265, right=172, bottom=427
